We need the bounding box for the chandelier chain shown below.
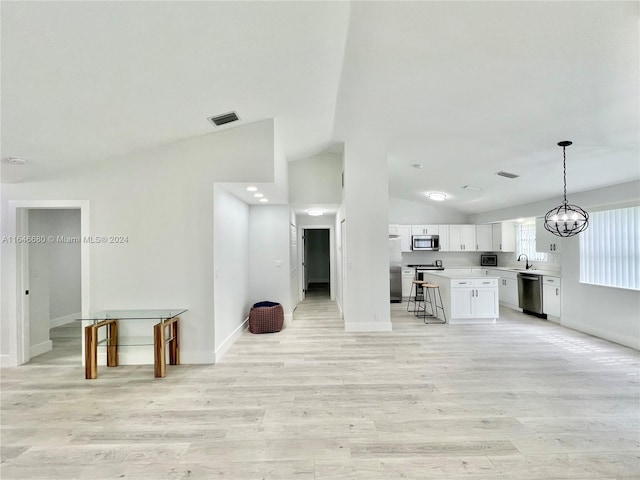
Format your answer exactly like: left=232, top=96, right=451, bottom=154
left=563, top=145, right=567, bottom=205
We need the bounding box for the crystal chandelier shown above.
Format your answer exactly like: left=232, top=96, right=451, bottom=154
left=544, top=141, right=589, bottom=237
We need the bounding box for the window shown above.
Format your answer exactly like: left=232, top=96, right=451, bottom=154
left=517, top=223, right=548, bottom=262
left=580, top=206, right=639, bottom=290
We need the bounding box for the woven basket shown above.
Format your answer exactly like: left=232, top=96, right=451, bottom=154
left=249, top=301, right=284, bottom=334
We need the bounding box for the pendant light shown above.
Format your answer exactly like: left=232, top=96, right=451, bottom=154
left=544, top=141, right=589, bottom=237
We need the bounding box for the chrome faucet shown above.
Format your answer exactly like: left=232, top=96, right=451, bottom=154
left=517, top=254, right=531, bottom=270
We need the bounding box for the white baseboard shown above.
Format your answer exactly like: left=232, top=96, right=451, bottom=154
left=0, top=354, right=16, bottom=367
left=214, top=318, right=249, bottom=363
left=448, top=318, right=496, bottom=325
left=345, top=321, right=393, bottom=332
left=51, top=312, right=81, bottom=328
left=30, top=340, right=53, bottom=358
left=561, top=318, right=640, bottom=350
left=284, top=313, right=293, bottom=327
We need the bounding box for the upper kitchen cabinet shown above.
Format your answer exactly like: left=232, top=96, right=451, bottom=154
left=475, top=225, right=493, bottom=251
left=448, top=225, right=475, bottom=251
left=492, top=222, right=516, bottom=252
left=438, top=225, right=450, bottom=251
left=389, top=224, right=412, bottom=252
left=411, top=225, right=439, bottom=236
left=535, top=217, right=562, bottom=253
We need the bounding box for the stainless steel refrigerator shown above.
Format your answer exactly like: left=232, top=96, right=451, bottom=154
left=389, top=235, right=402, bottom=303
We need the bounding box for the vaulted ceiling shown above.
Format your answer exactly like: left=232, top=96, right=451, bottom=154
left=2, top=1, right=638, bottom=213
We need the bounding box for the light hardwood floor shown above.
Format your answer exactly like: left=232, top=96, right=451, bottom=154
left=1, top=295, right=639, bottom=479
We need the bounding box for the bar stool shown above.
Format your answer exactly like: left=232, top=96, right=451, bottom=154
left=406, top=280, right=425, bottom=315
left=417, top=283, right=446, bottom=324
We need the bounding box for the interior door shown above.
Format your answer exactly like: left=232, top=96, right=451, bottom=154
left=303, top=231, right=309, bottom=297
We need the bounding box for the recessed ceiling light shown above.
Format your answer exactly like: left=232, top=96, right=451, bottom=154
left=259, top=198, right=269, bottom=203
left=253, top=193, right=264, bottom=198
left=426, top=192, right=448, bottom=201
left=306, top=209, right=324, bottom=216
left=246, top=186, right=258, bottom=192
left=7, top=157, right=27, bottom=165
left=412, top=163, right=423, bottom=169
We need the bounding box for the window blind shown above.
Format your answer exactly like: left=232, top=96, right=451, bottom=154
left=580, top=206, right=639, bottom=290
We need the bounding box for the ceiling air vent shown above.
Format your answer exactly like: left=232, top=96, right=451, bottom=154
left=207, top=111, right=240, bottom=127
left=496, top=171, right=520, bottom=179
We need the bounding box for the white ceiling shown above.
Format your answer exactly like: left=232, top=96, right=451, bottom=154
left=2, top=1, right=638, bottom=214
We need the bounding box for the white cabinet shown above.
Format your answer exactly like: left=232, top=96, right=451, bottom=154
left=486, top=269, right=519, bottom=309
left=499, top=277, right=519, bottom=309
left=401, top=268, right=415, bottom=298
left=451, top=286, right=474, bottom=317
left=438, top=225, right=450, bottom=252
left=448, top=225, right=476, bottom=251
left=475, top=224, right=493, bottom=251
left=411, top=225, right=439, bottom=236
left=535, top=217, right=562, bottom=253
left=450, top=278, right=499, bottom=319
left=492, top=222, right=516, bottom=252
left=389, top=224, right=412, bottom=252
left=542, top=276, right=561, bottom=318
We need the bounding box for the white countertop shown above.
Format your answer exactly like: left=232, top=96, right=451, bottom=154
left=422, top=271, right=499, bottom=279
left=492, top=267, right=561, bottom=277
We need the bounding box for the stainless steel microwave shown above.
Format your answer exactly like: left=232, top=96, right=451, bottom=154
left=481, top=254, right=498, bottom=266
left=411, top=235, right=440, bottom=251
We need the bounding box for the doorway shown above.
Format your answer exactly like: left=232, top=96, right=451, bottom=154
left=299, top=226, right=335, bottom=301
left=26, top=209, right=82, bottom=364
left=7, top=200, right=90, bottom=367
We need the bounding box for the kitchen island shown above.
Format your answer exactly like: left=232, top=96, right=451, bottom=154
left=418, top=271, right=500, bottom=324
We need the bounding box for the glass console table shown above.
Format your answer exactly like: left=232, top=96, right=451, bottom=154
left=78, top=309, right=186, bottom=379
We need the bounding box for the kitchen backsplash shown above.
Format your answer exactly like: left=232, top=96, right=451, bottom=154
left=402, top=251, right=562, bottom=271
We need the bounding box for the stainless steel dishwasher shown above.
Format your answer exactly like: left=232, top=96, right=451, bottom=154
left=517, top=272, right=546, bottom=318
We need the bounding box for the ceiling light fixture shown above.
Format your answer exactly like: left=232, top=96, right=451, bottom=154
left=246, top=186, right=258, bottom=192
left=306, top=209, right=324, bottom=216
left=259, top=198, right=269, bottom=203
left=426, top=192, right=447, bottom=202
left=544, top=141, right=589, bottom=237
left=7, top=157, right=27, bottom=165
left=253, top=193, right=264, bottom=198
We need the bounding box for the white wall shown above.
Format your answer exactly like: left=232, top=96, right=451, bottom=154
left=249, top=205, right=294, bottom=317
left=389, top=196, right=471, bottom=224
left=562, top=235, right=640, bottom=349
left=1, top=119, right=277, bottom=365
left=27, top=211, right=51, bottom=354
left=342, top=141, right=391, bottom=331
left=47, top=209, right=81, bottom=320
left=472, top=181, right=640, bottom=350
left=213, top=186, right=250, bottom=360
left=335, top=208, right=345, bottom=317
left=289, top=153, right=342, bottom=205
left=289, top=209, right=299, bottom=314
